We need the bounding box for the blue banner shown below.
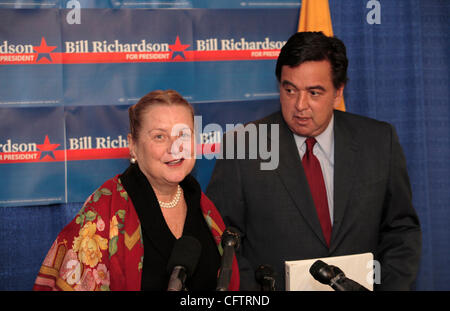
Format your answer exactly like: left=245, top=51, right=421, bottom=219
left=0, top=107, right=65, bottom=206
left=0, top=8, right=297, bottom=205
left=0, top=0, right=301, bottom=9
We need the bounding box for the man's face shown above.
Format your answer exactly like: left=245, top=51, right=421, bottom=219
left=279, top=60, right=344, bottom=137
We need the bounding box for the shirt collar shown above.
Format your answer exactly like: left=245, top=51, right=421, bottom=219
left=293, top=114, right=334, bottom=163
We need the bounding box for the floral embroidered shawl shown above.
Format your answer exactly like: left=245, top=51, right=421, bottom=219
left=33, top=175, right=239, bottom=291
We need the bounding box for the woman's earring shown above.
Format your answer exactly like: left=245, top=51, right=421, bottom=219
left=130, top=157, right=137, bottom=164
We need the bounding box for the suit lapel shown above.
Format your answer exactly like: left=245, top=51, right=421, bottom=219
left=330, top=110, right=359, bottom=252
left=270, top=112, right=328, bottom=246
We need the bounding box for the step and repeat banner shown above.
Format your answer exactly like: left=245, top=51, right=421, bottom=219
left=0, top=2, right=298, bottom=206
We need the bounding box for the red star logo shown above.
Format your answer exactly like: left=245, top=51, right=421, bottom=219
left=169, top=36, right=190, bottom=59
left=33, top=37, right=57, bottom=63
left=37, top=135, right=60, bottom=160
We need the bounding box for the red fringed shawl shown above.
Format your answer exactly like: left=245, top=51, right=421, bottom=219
left=33, top=175, right=239, bottom=291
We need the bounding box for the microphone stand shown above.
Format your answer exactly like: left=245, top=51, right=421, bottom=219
left=216, top=227, right=240, bottom=291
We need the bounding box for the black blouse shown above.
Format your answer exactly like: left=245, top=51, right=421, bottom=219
left=120, top=164, right=221, bottom=290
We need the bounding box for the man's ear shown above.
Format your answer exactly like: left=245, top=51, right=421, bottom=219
left=333, top=85, right=345, bottom=109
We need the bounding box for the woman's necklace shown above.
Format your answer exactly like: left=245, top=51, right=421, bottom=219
left=158, top=185, right=182, bottom=208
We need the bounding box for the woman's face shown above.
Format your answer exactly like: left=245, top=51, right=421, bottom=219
left=128, top=104, right=195, bottom=188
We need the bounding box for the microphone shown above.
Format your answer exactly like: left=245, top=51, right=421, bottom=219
left=309, top=260, right=369, bottom=291
left=216, top=226, right=241, bottom=291
left=167, top=235, right=202, bottom=291
left=255, top=264, right=276, bottom=291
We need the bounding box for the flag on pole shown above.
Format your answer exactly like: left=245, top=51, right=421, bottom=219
left=298, top=0, right=346, bottom=111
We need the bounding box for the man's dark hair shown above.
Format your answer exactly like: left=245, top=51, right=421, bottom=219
left=275, top=32, right=348, bottom=89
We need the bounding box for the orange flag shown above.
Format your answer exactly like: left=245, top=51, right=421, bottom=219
left=298, top=0, right=345, bottom=111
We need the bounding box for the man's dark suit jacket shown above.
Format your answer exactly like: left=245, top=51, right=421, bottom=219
left=206, top=110, right=421, bottom=290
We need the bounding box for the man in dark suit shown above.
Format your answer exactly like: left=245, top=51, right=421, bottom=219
left=206, top=32, right=421, bottom=290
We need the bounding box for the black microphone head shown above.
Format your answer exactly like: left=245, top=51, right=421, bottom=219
left=255, top=264, right=275, bottom=283
left=221, top=227, right=241, bottom=250
left=309, top=260, right=336, bottom=284
left=166, top=235, right=202, bottom=278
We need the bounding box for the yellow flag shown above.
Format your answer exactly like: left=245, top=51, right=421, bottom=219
left=298, top=0, right=345, bottom=111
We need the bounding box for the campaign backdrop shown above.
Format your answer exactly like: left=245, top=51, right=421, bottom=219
left=0, top=7, right=296, bottom=205
left=0, top=0, right=449, bottom=291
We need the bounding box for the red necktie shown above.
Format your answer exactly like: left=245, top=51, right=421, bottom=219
left=302, top=137, right=332, bottom=246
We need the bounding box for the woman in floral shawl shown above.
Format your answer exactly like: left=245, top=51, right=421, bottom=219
left=33, top=90, right=239, bottom=291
